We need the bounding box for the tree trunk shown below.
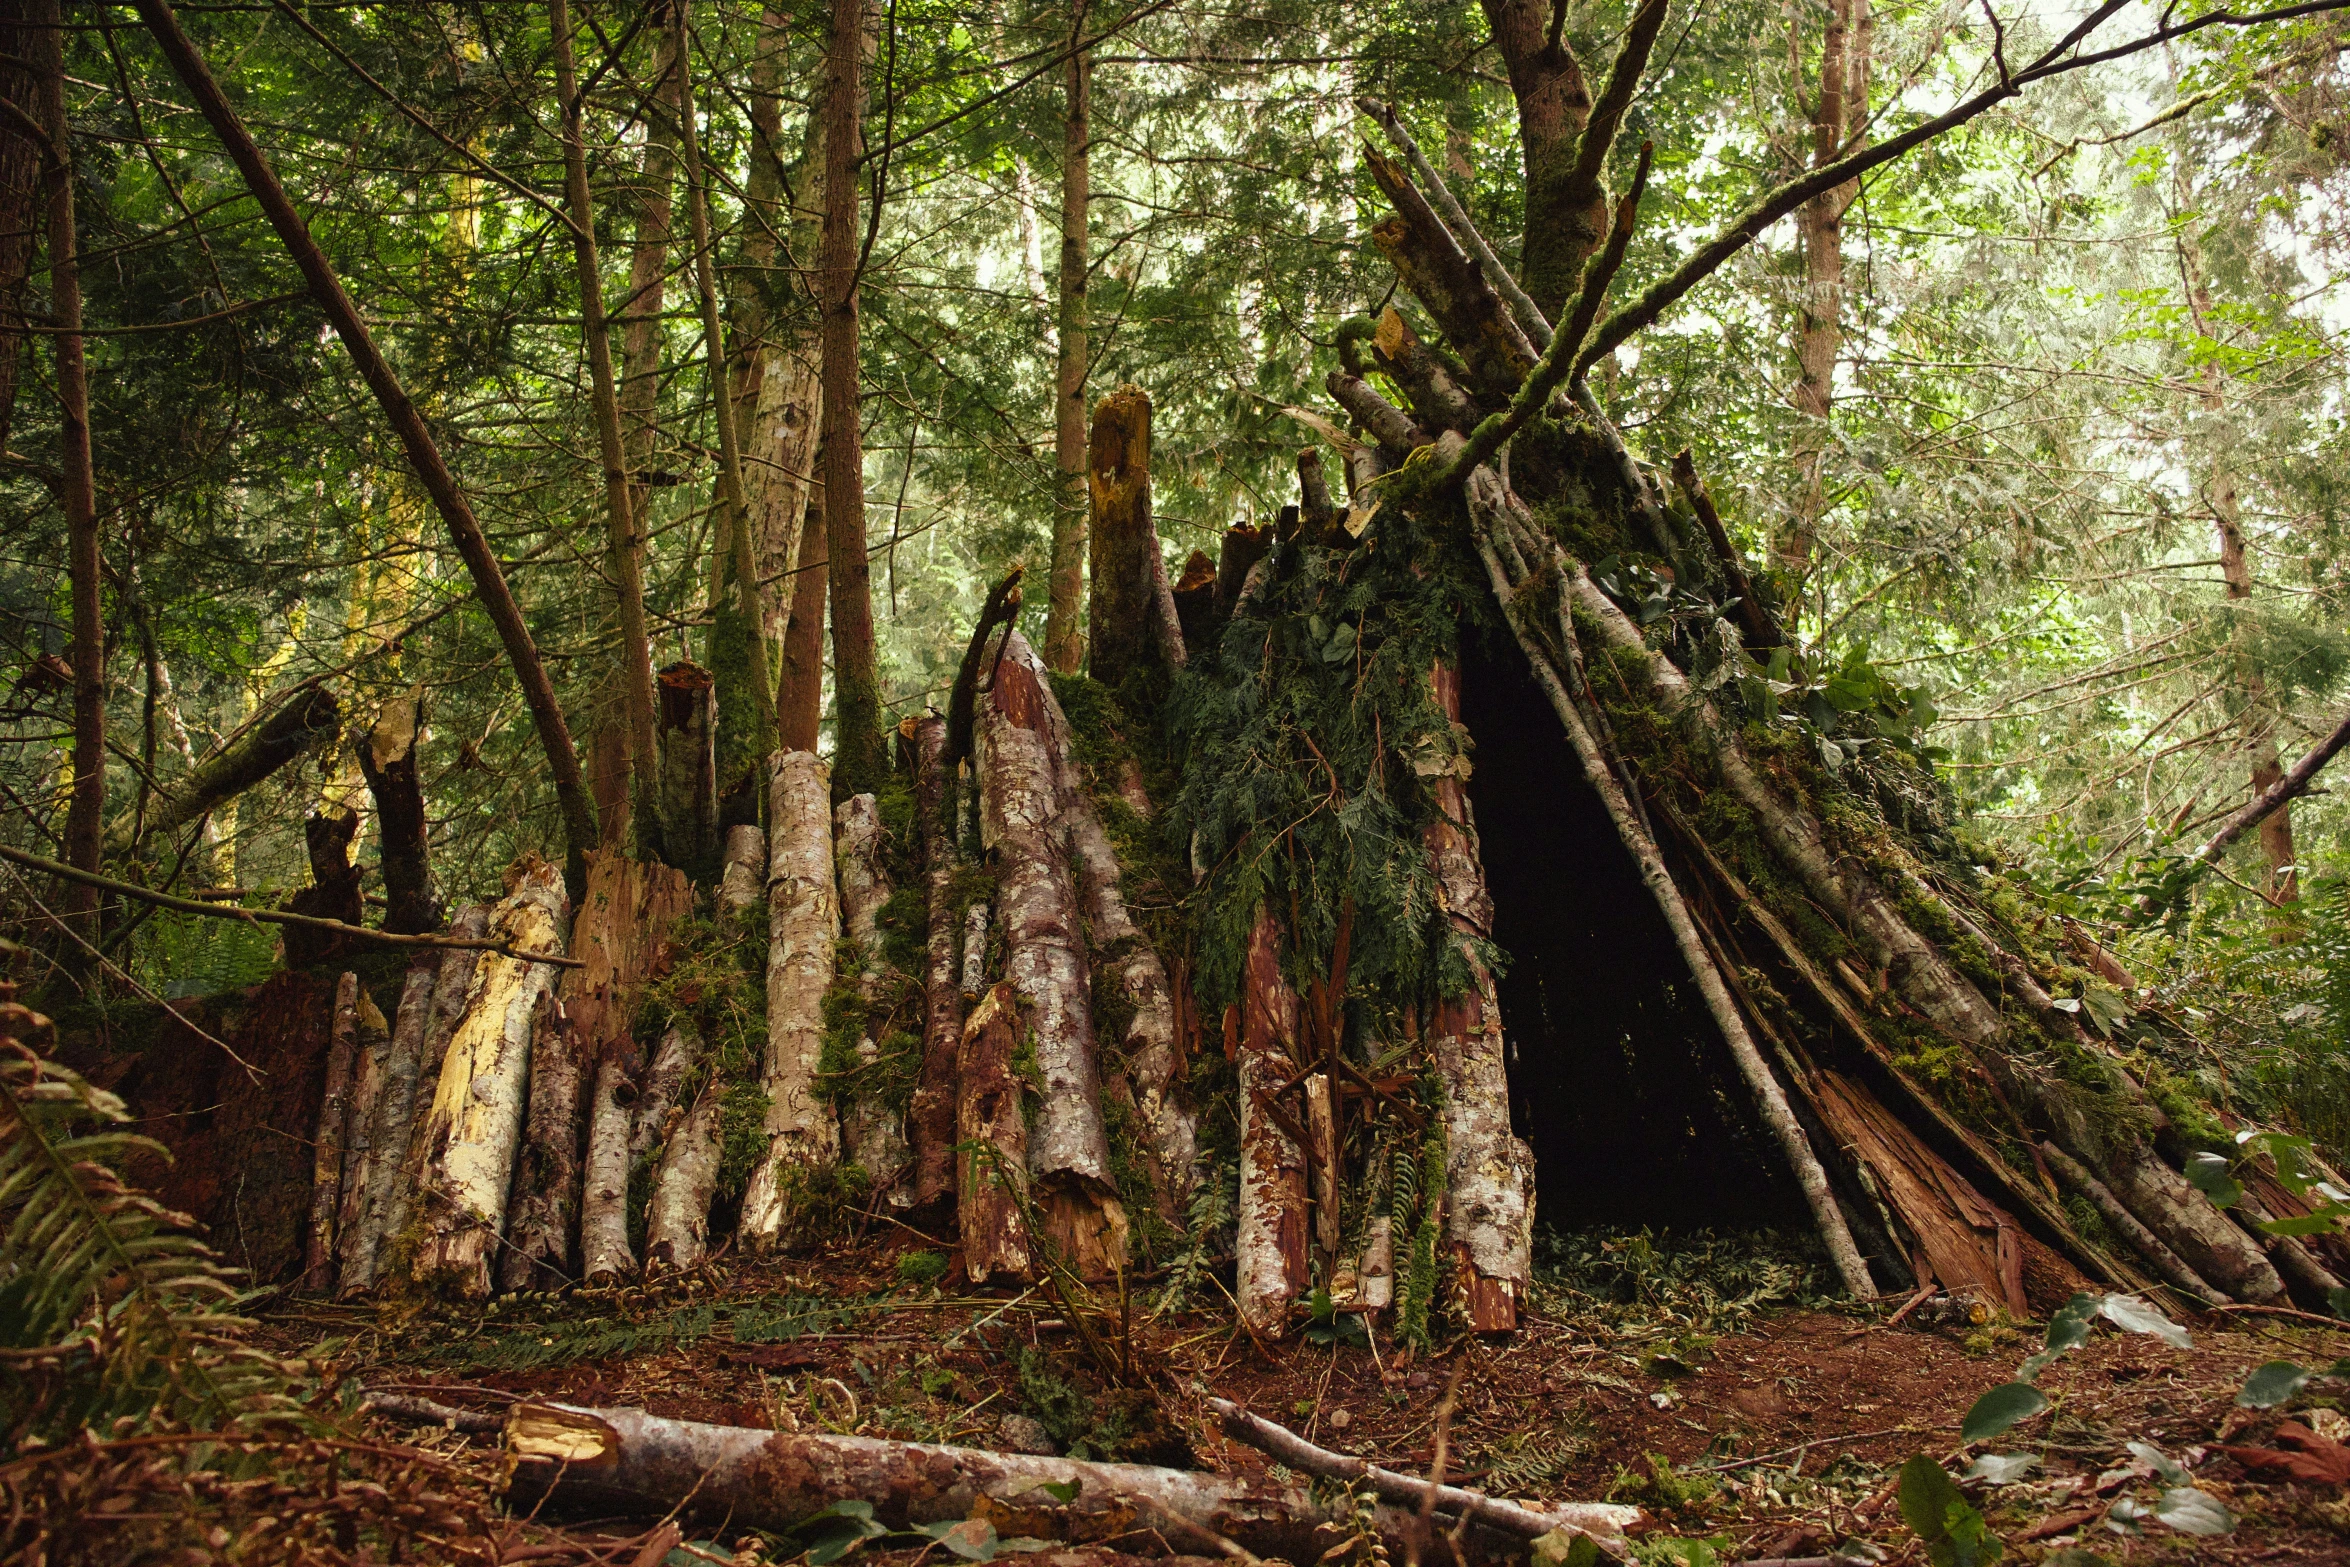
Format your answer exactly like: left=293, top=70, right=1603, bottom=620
left=0, top=3, right=41, bottom=456
left=1784, top=0, right=1871, bottom=579
left=330, top=987, right=392, bottom=1293
left=615, top=0, right=681, bottom=535
left=345, top=954, right=440, bottom=1294
left=742, top=750, right=842, bottom=1246
left=550, top=0, right=660, bottom=850
left=1044, top=28, right=1091, bottom=675
left=357, top=689, right=440, bottom=934
left=409, top=862, right=571, bottom=1299
left=578, top=1056, right=637, bottom=1283
left=109, top=685, right=341, bottom=857
left=284, top=807, right=366, bottom=970
left=136, top=2, right=599, bottom=880
left=303, top=972, right=364, bottom=1294
left=835, top=791, right=911, bottom=1198
left=1420, top=662, right=1535, bottom=1332
left=41, top=0, right=102, bottom=972
left=656, top=661, right=719, bottom=872
left=1475, top=0, right=1596, bottom=323
left=977, top=632, right=1126, bottom=1279
left=957, top=980, right=1033, bottom=1284
left=818, top=0, right=886, bottom=798
left=1085, top=385, right=1185, bottom=688
left=1236, top=907, right=1309, bottom=1340
left=505, top=1402, right=1622, bottom=1564
left=907, top=716, right=961, bottom=1220
left=775, top=480, right=830, bottom=752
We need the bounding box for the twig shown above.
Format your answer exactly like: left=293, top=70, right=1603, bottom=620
left=2210, top=1302, right=2350, bottom=1332
left=359, top=1391, right=505, bottom=1434
left=1355, top=96, right=1551, bottom=348
left=1685, top=1426, right=1912, bottom=1475
left=0, top=843, right=582, bottom=967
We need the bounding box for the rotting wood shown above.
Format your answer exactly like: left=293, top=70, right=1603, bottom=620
left=656, top=661, right=719, bottom=872
left=957, top=980, right=1033, bottom=1284
left=907, top=715, right=962, bottom=1220
left=1305, top=1073, right=1341, bottom=1271
left=1171, top=549, right=1218, bottom=652
left=977, top=631, right=1126, bottom=1280
left=330, top=988, right=392, bottom=1292
left=1085, top=384, right=1186, bottom=686
left=303, top=971, right=363, bottom=1295
left=836, top=791, right=911, bottom=1202
left=1236, top=907, right=1310, bottom=1340
left=358, top=688, right=440, bottom=933
left=1212, top=524, right=1269, bottom=622
left=504, top=1402, right=1618, bottom=1562
left=741, top=749, right=841, bottom=1247
left=1208, top=1399, right=1640, bottom=1547
left=410, top=860, right=571, bottom=1299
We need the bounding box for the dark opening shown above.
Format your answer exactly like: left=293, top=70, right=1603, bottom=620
left=1458, top=638, right=1809, bottom=1230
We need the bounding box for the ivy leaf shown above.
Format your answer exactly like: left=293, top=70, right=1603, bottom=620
left=1961, top=1382, right=2048, bottom=1443
left=2236, top=1360, right=2311, bottom=1409
left=918, top=1519, right=1000, bottom=1561
left=2099, top=1294, right=2190, bottom=1348
left=2154, top=1487, right=2234, bottom=1536
left=1899, top=1455, right=2005, bottom=1567
left=2185, top=1152, right=2242, bottom=1209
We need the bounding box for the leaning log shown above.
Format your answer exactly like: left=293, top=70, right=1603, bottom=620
left=906, top=715, right=962, bottom=1220
left=379, top=905, right=488, bottom=1256
left=504, top=1402, right=1628, bottom=1563
left=1236, top=907, right=1310, bottom=1339
left=958, top=980, right=1033, bottom=1284
left=344, top=954, right=440, bottom=1293
left=646, top=1067, right=722, bottom=1271
left=302, top=971, right=364, bottom=1294
left=835, top=792, right=911, bottom=1199
left=1084, top=385, right=1185, bottom=687
left=106, top=683, right=339, bottom=855
left=330, top=987, right=393, bottom=1291
left=578, top=1056, right=637, bottom=1283
left=357, top=687, right=441, bottom=932
left=741, top=749, right=841, bottom=1247
left=409, top=861, right=571, bottom=1299
left=719, top=823, right=767, bottom=915
left=977, top=632, right=1127, bottom=1279
left=501, top=996, right=585, bottom=1292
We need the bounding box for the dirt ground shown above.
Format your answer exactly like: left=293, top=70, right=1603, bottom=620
left=271, top=1231, right=2350, bottom=1564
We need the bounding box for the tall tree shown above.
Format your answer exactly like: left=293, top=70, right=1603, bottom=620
left=0, top=2, right=44, bottom=457
left=1042, top=13, right=1091, bottom=675
left=41, top=0, right=101, bottom=970
left=818, top=0, right=885, bottom=796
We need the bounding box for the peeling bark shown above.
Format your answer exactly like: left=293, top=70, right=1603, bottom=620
left=977, top=632, right=1126, bottom=1279
left=908, top=716, right=962, bottom=1219
left=1237, top=907, right=1310, bottom=1339
left=411, top=862, right=571, bottom=1299
left=742, top=750, right=841, bottom=1247
left=303, top=972, right=364, bottom=1294
left=957, top=981, right=1033, bottom=1284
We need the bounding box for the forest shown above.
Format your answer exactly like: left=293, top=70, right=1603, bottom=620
left=7, top=0, right=2350, bottom=1561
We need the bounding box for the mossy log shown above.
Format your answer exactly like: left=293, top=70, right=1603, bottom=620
left=104, top=683, right=338, bottom=857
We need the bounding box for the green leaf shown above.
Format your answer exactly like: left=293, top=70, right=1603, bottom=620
left=2185, top=1152, right=2242, bottom=1209
left=2236, top=1360, right=2311, bottom=1408
left=2153, top=1487, right=2234, bottom=1536
left=1899, top=1455, right=2005, bottom=1567
left=1530, top=1528, right=1602, bottom=1567
left=2256, top=1212, right=2342, bottom=1237
left=2126, top=1442, right=2189, bottom=1487
left=919, top=1518, right=999, bottom=1560
left=1962, top=1382, right=2049, bottom=1443
left=2099, top=1294, right=2189, bottom=1348
left=2331, top=1285, right=2350, bottom=1321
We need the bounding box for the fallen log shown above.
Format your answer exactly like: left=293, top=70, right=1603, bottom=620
left=104, top=682, right=339, bottom=855
left=719, top=823, right=767, bottom=915
left=1207, top=1399, right=1639, bottom=1547
left=645, top=1037, right=721, bottom=1271
left=503, top=1403, right=1631, bottom=1561
left=741, top=749, right=841, bottom=1247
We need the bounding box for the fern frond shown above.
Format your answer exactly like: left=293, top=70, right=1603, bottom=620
left=0, top=1016, right=302, bottom=1444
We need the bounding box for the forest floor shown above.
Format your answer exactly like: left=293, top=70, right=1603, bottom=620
left=267, top=1228, right=2350, bottom=1565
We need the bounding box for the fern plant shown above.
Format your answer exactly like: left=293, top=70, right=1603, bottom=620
left=0, top=1012, right=299, bottom=1445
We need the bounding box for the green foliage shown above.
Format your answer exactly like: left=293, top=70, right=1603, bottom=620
left=896, top=1249, right=949, bottom=1287
left=1012, top=1344, right=1131, bottom=1462
left=1898, top=1456, right=2003, bottom=1567
left=0, top=1040, right=300, bottom=1443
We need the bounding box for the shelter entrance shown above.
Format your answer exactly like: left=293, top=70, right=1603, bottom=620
left=1457, top=641, right=1810, bottom=1232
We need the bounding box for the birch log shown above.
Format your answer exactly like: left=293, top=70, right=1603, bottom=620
left=976, top=632, right=1126, bottom=1280
left=410, top=861, right=570, bottom=1299
left=1237, top=907, right=1310, bottom=1339
left=741, top=749, right=840, bottom=1247
left=579, top=1057, right=637, bottom=1283
left=347, top=955, right=439, bottom=1292
left=907, top=715, right=961, bottom=1219
left=380, top=906, right=487, bottom=1255
left=719, top=823, right=767, bottom=915
left=957, top=980, right=1032, bottom=1284
left=630, top=1020, right=703, bottom=1170
left=330, top=989, right=392, bottom=1291
left=647, top=1074, right=723, bottom=1271
left=302, top=971, right=363, bottom=1294
left=504, top=1403, right=1630, bottom=1562
left=1420, top=663, right=1535, bottom=1333
left=835, top=793, right=911, bottom=1201
left=501, top=995, right=585, bottom=1292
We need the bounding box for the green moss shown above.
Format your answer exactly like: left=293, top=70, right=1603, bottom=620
left=875, top=884, right=927, bottom=975
left=714, top=1080, right=771, bottom=1202
left=2143, top=1062, right=2231, bottom=1153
